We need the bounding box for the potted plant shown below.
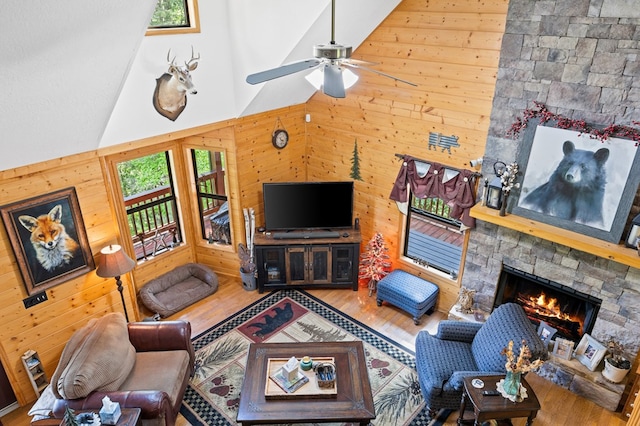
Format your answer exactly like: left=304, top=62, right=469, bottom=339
left=601, top=339, right=631, bottom=383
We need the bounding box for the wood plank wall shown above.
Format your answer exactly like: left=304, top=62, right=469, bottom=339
left=306, top=0, right=508, bottom=307
left=0, top=106, right=307, bottom=406
left=0, top=0, right=508, bottom=407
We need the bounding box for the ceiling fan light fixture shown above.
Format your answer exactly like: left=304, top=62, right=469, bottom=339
left=305, top=68, right=323, bottom=90
left=305, top=67, right=358, bottom=91
left=342, top=68, right=359, bottom=89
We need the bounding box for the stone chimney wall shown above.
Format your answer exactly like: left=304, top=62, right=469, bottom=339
left=465, top=0, right=640, bottom=357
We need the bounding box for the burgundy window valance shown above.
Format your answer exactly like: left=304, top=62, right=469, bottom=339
left=389, top=155, right=478, bottom=228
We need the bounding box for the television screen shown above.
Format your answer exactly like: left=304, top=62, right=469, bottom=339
left=263, top=181, right=354, bottom=231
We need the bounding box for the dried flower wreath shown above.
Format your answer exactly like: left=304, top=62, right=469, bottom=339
left=506, top=101, right=640, bottom=145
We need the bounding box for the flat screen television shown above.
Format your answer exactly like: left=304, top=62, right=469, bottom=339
left=263, top=181, right=354, bottom=231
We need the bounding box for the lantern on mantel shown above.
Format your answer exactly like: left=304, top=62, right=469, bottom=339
left=624, top=213, right=640, bottom=249
left=485, top=161, right=507, bottom=210
left=486, top=176, right=503, bottom=210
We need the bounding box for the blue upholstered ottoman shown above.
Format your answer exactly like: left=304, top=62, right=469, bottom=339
left=376, top=270, right=439, bottom=325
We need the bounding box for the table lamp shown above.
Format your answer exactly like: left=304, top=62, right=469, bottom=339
left=96, top=244, right=136, bottom=321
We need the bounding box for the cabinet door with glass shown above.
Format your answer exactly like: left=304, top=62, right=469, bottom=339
left=256, top=246, right=286, bottom=285
left=332, top=245, right=356, bottom=283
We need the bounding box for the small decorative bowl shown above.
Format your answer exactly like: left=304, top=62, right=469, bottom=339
left=314, top=362, right=336, bottom=389
left=300, top=356, right=313, bottom=371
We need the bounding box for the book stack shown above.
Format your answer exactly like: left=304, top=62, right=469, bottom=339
left=270, top=368, right=309, bottom=393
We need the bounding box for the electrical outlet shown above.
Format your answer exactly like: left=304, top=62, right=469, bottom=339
left=23, top=291, right=48, bottom=309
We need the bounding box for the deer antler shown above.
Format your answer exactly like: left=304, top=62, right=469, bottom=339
left=166, top=49, right=176, bottom=66
left=186, top=46, right=200, bottom=71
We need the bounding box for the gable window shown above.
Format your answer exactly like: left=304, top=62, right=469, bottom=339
left=117, top=151, right=183, bottom=260
left=147, top=0, right=200, bottom=35
left=191, top=149, right=231, bottom=244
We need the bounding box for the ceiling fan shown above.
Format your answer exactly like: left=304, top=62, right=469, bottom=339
left=245, top=0, right=417, bottom=98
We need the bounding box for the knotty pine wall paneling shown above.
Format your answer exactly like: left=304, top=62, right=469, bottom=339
left=305, top=0, right=509, bottom=306
left=233, top=104, right=307, bottom=231
left=0, top=153, right=138, bottom=405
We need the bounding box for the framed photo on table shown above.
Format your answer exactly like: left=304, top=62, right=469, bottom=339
left=573, top=334, right=606, bottom=371
left=537, top=321, right=557, bottom=345
left=552, top=338, right=574, bottom=361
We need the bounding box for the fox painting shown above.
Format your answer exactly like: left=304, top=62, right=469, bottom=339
left=18, top=204, right=79, bottom=272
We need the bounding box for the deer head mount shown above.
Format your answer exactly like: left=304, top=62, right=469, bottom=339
left=153, top=47, right=200, bottom=121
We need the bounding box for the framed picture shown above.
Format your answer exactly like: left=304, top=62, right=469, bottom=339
left=552, top=338, right=574, bottom=361
left=573, top=333, right=606, bottom=371
left=0, top=187, right=95, bottom=295
left=537, top=321, right=557, bottom=345
left=513, top=118, right=640, bottom=243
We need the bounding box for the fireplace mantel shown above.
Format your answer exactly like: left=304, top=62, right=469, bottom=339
left=470, top=204, right=640, bottom=270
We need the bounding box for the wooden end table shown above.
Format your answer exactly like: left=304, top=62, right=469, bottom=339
left=458, top=375, right=540, bottom=426
left=237, top=341, right=375, bottom=425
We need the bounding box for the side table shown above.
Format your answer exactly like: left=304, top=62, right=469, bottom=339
left=458, top=375, right=540, bottom=426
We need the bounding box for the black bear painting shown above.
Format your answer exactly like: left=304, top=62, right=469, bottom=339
left=520, top=140, right=610, bottom=227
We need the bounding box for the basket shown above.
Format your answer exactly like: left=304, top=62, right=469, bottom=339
left=314, top=362, right=336, bottom=389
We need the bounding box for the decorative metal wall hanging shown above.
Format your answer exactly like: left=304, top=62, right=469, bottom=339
left=427, top=132, right=460, bottom=154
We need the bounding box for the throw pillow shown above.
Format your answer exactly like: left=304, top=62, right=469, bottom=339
left=52, top=312, right=136, bottom=399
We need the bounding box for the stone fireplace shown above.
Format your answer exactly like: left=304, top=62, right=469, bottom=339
left=462, top=0, right=640, bottom=411
left=494, top=264, right=602, bottom=342
left=462, top=221, right=640, bottom=410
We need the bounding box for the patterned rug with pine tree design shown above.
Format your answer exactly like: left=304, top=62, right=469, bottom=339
left=180, top=289, right=450, bottom=426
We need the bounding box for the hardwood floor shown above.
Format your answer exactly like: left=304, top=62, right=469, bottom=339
left=2, top=276, right=628, bottom=425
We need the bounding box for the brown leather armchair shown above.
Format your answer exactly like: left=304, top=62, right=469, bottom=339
left=50, top=318, right=194, bottom=426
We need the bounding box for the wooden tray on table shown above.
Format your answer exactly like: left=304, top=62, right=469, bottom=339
left=265, top=357, right=337, bottom=399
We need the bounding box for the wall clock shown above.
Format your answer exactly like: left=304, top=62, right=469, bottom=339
left=272, top=129, right=289, bottom=149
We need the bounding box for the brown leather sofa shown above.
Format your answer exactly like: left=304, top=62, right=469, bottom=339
left=49, top=313, right=194, bottom=426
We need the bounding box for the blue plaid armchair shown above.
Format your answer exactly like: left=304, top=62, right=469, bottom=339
left=415, top=303, right=547, bottom=412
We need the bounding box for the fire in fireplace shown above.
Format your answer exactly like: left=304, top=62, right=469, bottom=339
left=493, top=265, right=602, bottom=342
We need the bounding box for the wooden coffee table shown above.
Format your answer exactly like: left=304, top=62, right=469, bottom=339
left=237, top=341, right=375, bottom=425
left=458, top=375, right=540, bottom=426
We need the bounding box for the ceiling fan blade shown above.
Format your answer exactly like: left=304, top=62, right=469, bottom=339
left=344, top=63, right=417, bottom=87
left=344, top=58, right=378, bottom=66
left=246, top=59, right=321, bottom=84
left=322, top=65, right=346, bottom=98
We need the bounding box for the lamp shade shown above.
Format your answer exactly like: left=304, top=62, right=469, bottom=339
left=96, top=245, right=135, bottom=278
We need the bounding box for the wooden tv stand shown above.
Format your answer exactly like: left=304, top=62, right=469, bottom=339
left=254, top=230, right=361, bottom=293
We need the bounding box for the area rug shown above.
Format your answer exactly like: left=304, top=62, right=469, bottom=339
left=180, top=289, right=451, bottom=425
